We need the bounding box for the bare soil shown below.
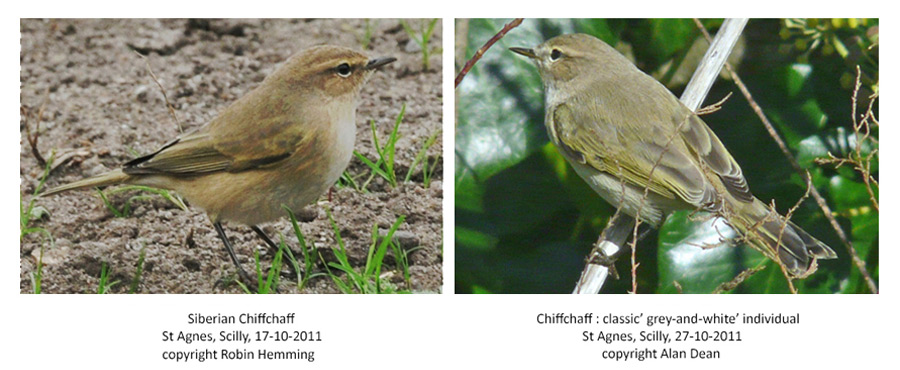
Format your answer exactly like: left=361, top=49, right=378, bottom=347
left=20, top=19, right=443, bottom=294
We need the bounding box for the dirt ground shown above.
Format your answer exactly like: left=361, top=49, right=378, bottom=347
left=19, top=19, right=443, bottom=294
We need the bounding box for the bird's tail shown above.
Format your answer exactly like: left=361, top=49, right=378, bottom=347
left=39, top=169, right=131, bottom=197
left=730, top=199, right=837, bottom=277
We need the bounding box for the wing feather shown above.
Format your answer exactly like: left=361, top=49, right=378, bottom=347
left=550, top=103, right=710, bottom=206
left=123, top=116, right=303, bottom=176
left=680, top=114, right=754, bottom=203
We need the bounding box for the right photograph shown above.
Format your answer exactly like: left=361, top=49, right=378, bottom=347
left=454, top=18, right=878, bottom=294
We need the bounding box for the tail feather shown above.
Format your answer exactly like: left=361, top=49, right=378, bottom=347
left=39, top=169, right=130, bottom=197
left=734, top=199, right=837, bottom=277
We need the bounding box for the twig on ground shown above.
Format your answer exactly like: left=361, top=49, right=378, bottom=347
left=22, top=89, right=51, bottom=167
left=134, top=51, right=183, bottom=133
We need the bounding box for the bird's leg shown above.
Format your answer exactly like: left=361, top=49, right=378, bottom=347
left=251, top=226, right=281, bottom=255
left=635, top=224, right=654, bottom=243
left=587, top=243, right=621, bottom=280
left=213, top=221, right=255, bottom=290
left=586, top=215, right=638, bottom=280
left=251, top=225, right=297, bottom=281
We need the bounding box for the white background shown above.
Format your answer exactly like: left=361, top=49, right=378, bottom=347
left=7, top=2, right=896, bottom=369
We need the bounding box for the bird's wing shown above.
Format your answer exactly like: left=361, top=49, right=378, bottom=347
left=123, top=115, right=304, bottom=176
left=550, top=102, right=715, bottom=208
left=678, top=113, right=754, bottom=203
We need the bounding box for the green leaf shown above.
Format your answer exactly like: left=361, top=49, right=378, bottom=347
left=733, top=247, right=799, bottom=294
left=657, top=212, right=741, bottom=293
left=457, top=20, right=550, bottom=182
left=829, top=175, right=875, bottom=210
left=575, top=19, right=619, bottom=45
left=628, top=19, right=698, bottom=69
left=454, top=226, right=498, bottom=252
left=829, top=175, right=878, bottom=247
left=796, top=135, right=829, bottom=168
left=485, top=241, right=591, bottom=294
left=799, top=99, right=828, bottom=129
left=784, top=63, right=812, bottom=98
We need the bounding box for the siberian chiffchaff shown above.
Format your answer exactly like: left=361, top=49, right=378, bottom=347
left=42, top=45, right=396, bottom=285
left=511, top=33, right=836, bottom=277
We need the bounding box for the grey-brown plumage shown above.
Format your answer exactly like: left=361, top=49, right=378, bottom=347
left=512, top=33, right=836, bottom=277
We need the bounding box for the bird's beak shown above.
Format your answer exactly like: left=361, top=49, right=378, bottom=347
left=366, top=57, right=397, bottom=70
left=509, top=47, right=537, bottom=59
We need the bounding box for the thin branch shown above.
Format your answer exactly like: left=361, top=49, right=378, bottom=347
left=573, top=215, right=632, bottom=294
left=769, top=173, right=814, bottom=293
left=454, top=18, right=523, bottom=88
left=681, top=19, right=748, bottom=111
left=713, top=265, right=766, bottom=294
left=697, top=92, right=732, bottom=115
left=693, top=19, right=878, bottom=294
left=573, top=163, right=633, bottom=294
left=816, top=66, right=879, bottom=212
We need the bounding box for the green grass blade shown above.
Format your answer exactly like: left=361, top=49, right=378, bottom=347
left=97, top=262, right=119, bottom=294
left=32, top=245, right=45, bottom=294
left=354, top=151, right=392, bottom=181
left=405, top=128, right=441, bottom=183
left=129, top=244, right=147, bottom=294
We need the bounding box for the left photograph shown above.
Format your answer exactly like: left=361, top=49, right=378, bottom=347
left=20, top=18, right=443, bottom=294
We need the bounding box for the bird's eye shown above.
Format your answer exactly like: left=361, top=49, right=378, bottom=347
left=336, top=63, right=352, bottom=77
left=550, top=49, right=562, bottom=61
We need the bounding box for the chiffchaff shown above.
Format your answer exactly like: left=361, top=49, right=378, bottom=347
left=511, top=33, right=836, bottom=277
left=42, top=45, right=396, bottom=285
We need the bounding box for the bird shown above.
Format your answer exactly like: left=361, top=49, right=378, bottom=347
left=41, top=45, right=396, bottom=287
left=511, top=33, right=836, bottom=277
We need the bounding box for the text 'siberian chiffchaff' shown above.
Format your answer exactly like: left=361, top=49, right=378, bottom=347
left=42, top=45, right=396, bottom=286
left=511, top=33, right=836, bottom=277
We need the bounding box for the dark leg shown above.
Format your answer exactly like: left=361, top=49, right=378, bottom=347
left=585, top=215, right=636, bottom=281
left=252, top=225, right=297, bottom=280
left=251, top=226, right=281, bottom=255
left=635, top=223, right=654, bottom=243
left=213, top=221, right=255, bottom=289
